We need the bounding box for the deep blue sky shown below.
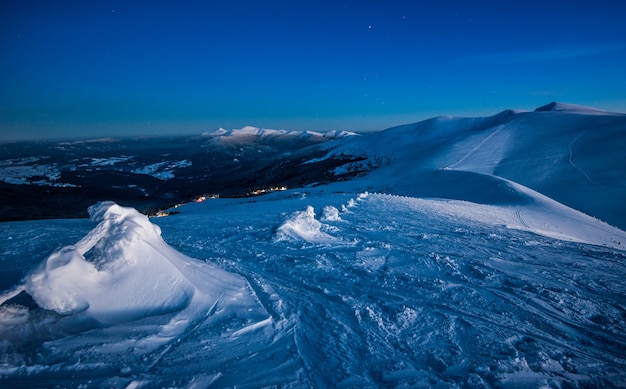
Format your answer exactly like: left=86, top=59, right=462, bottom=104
left=2, top=1, right=626, bottom=140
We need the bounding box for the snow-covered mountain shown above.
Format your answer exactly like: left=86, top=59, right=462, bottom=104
left=203, top=125, right=356, bottom=141
left=534, top=101, right=622, bottom=115
left=322, top=102, right=626, bottom=230
left=1, top=103, right=625, bottom=387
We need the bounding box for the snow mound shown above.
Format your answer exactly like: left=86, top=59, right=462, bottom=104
left=275, top=206, right=348, bottom=245
left=23, top=202, right=194, bottom=323
left=0, top=202, right=292, bottom=385
left=322, top=205, right=342, bottom=221
left=2, top=202, right=262, bottom=332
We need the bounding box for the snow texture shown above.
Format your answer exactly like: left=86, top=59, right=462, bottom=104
left=0, top=103, right=625, bottom=387
left=0, top=202, right=272, bottom=386
left=0, top=157, right=76, bottom=187
left=324, top=103, right=626, bottom=230
left=131, top=159, right=192, bottom=180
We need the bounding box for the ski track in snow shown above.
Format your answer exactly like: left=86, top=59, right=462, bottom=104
left=446, top=125, right=505, bottom=171
left=1, top=191, right=623, bottom=387
left=568, top=125, right=600, bottom=186
left=171, top=193, right=626, bottom=388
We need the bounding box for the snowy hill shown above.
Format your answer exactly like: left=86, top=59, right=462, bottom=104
left=321, top=102, right=626, bottom=230
left=1, top=103, right=625, bottom=387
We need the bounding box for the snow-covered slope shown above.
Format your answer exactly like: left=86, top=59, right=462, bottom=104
left=1, top=190, right=624, bottom=387
left=324, top=102, right=626, bottom=230
left=0, top=103, right=624, bottom=387
left=0, top=202, right=278, bottom=385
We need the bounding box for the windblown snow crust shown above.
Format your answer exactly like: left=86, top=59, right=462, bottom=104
left=24, top=202, right=195, bottom=321
left=275, top=205, right=353, bottom=245
left=0, top=202, right=274, bottom=386
left=1, top=190, right=625, bottom=387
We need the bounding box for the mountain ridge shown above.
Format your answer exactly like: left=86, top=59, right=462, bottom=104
left=321, top=102, right=626, bottom=229
left=1, top=102, right=624, bottom=229
left=534, top=101, right=624, bottom=115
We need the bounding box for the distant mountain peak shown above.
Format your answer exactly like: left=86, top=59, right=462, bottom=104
left=202, top=126, right=356, bottom=140
left=534, top=102, right=617, bottom=115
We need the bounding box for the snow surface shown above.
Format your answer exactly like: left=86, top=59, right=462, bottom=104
left=323, top=103, right=626, bottom=230
left=131, top=159, right=192, bottom=180
left=84, top=156, right=133, bottom=167
left=0, top=157, right=74, bottom=187
left=1, top=190, right=624, bottom=387
left=1, top=103, right=625, bottom=387
left=0, top=202, right=272, bottom=386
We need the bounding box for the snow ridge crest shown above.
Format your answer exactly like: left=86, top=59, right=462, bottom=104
left=534, top=101, right=620, bottom=115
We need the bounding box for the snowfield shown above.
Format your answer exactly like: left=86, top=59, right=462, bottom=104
left=131, top=159, right=192, bottom=180
left=0, top=103, right=625, bottom=387
left=323, top=102, right=626, bottom=230
left=0, top=157, right=72, bottom=187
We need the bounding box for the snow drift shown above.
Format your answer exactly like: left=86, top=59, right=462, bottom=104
left=0, top=201, right=273, bottom=383
left=274, top=205, right=353, bottom=245
left=23, top=201, right=196, bottom=324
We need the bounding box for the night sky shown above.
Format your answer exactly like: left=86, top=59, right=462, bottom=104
left=2, top=1, right=626, bottom=141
